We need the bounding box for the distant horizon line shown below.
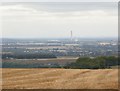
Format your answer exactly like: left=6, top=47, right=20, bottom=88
left=1, top=37, right=118, bottom=39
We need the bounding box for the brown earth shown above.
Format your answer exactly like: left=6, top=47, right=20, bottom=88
left=2, top=68, right=118, bottom=89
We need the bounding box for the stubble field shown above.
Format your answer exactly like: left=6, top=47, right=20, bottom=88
left=2, top=68, right=118, bottom=89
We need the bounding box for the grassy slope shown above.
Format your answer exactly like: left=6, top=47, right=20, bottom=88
left=2, top=68, right=118, bottom=89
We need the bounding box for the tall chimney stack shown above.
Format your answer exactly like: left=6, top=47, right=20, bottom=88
left=71, top=31, right=73, bottom=41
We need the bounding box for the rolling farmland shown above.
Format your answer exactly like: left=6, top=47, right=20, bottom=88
left=2, top=68, right=118, bottom=89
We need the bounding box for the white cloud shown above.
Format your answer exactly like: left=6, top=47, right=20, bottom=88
left=1, top=3, right=118, bottom=38
left=0, top=3, right=117, bottom=17
left=0, top=4, right=37, bottom=16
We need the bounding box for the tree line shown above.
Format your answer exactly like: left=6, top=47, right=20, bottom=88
left=2, top=53, right=57, bottom=59
left=64, top=56, right=119, bottom=69
left=2, top=55, right=119, bottom=69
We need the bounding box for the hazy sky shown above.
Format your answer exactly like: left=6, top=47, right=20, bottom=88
left=0, top=2, right=118, bottom=38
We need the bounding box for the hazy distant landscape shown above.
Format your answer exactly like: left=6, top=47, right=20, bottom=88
left=2, top=38, right=119, bottom=68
